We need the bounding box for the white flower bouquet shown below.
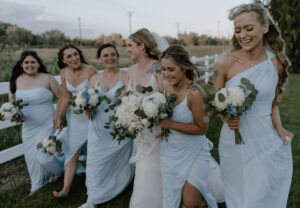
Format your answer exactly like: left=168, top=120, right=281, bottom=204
left=36, top=131, right=63, bottom=156
left=0, top=99, right=28, bottom=123
left=135, top=91, right=177, bottom=140
left=203, top=78, right=258, bottom=144
left=70, top=88, right=110, bottom=119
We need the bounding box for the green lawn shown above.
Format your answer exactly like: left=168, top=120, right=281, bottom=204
left=0, top=73, right=299, bottom=208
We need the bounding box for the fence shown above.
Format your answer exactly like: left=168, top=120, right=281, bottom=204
left=0, top=52, right=224, bottom=164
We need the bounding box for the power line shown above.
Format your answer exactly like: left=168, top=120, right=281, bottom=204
left=78, top=17, right=82, bottom=46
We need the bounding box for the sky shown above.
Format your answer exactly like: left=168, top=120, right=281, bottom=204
left=0, top=0, right=252, bottom=39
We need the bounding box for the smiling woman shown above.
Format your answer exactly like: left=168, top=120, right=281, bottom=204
left=214, top=3, right=293, bottom=208
left=53, top=43, right=97, bottom=198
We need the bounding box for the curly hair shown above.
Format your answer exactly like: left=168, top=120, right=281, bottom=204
left=129, top=28, right=160, bottom=60
left=229, top=3, right=289, bottom=105
left=10, top=50, right=48, bottom=94
left=160, top=45, right=198, bottom=81
left=57, top=43, right=88, bottom=69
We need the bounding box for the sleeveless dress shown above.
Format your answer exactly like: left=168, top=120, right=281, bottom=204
left=15, top=74, right=64, bottom=193
left=219, top=50, right=293, bottom=208
left=64, top=68, right=90, bottom=166
left=160, top=86, right=218, bottom=208
left=85, top=71, right=134, bottom=204
left=128, top=66, right=163, bottom=208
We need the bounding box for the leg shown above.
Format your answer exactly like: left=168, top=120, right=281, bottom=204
left=182, top=181, right=207, bottom=208
left=53, top=147, right=82, bottom=198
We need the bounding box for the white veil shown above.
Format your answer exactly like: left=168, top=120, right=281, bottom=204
left=151, top=32, right=169, bottom=53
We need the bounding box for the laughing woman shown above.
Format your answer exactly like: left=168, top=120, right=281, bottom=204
left=53, top=44, right=97, bottom=198
left=214, top=3, right=293, bottom=208
left=9, top=51, right=64, bottom=194
left=79, top=44, right=134, bottom=208
left=159, top=45, right=217, bottom=208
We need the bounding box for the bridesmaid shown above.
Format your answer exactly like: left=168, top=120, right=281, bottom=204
left=214, top=3, right=293, bottom=208
left=53, top=44, right=97, bottom=198
left=9, top=50, right=64, bottom=194
left=79, top=44, right=134, bottom=208
left=158, top=45, right=217, bottom=208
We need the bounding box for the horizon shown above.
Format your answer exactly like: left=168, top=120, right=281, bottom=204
left=0, top=0, right=251, bottom=39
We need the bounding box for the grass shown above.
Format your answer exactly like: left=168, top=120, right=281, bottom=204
left=0, top=45, right=229, bottom=82
left=0, top=50, right=298, bottom=208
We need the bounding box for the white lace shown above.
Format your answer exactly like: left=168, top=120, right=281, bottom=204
left=151, top=32, right=169, bottom=52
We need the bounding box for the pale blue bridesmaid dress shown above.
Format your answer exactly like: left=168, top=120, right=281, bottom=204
left=16, top=74, right=64, bottom=193
left=64, top=68, right=90, bottom=166
left=160, top=86, right=218, bottom=208
left=85, top=71, right=134, bottom=204
left=219, top=50, right=293, bottom=208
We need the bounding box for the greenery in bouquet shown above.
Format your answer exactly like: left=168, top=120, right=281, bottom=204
left=202, top=77, right=258, bottom=144
left=70, top=88, right=111, bottom=119
left=0, top=98, right=28, bottom=123
left=36, top=135, right=63, bottom=157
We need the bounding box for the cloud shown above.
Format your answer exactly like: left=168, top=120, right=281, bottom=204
left=0, top=1, right=79, bottom=38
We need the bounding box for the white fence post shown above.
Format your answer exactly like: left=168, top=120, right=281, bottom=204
left=204, top=55, right=209, bottom=84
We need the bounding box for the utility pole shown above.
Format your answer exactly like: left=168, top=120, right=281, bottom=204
left=217, top=20, right=220, bottom=38
left=176, top=22, right=180, bottom=37
left=78, top=17, right=82, bottom=47
left=128, top=11, right=133, bottom=35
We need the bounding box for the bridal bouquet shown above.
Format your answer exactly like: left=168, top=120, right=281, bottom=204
left=70, top=88, right=110, bottom=119
left=0, top=99, right=28, bottom=123
left=135, top=91, right=177, bottom=140
left=203, top=78, right=258, bottom=144
left=105, top=90, right=145, bottom=143
left=36, top=131, right=63, bottom=156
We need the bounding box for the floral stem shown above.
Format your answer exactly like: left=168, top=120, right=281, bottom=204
left=234, top=129, right=244, bottom=144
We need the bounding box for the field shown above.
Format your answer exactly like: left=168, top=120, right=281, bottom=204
left=0, top=46, right=299, bottom=208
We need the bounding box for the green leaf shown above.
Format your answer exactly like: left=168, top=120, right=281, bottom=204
left=218, top=93, right=226, bottom=102
left=202, top=116, right=210, bottom=123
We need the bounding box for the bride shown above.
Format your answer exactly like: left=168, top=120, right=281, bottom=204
left=125, top=28, right=168, bottom=208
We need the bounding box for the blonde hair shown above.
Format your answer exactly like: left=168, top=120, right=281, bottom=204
left=229, top=3, right=289, bottom=105
left=129, top=28, right=160, bottom=60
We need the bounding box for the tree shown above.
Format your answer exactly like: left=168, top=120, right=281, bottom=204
left=41, top=29, right=68, bottom=47
left=267, top=0, right=300, bottom=73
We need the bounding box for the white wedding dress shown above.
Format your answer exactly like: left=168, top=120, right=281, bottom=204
left=128, top=68, right=163, bottom=208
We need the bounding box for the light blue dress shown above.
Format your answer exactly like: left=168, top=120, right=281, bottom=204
left=64, top=68, right=90, bottom=166
left=15, top=74, right=64, bottom=193
left=219, top=50, right=293, bottom=208
left=160, top=86, right=218, bottom=208
left=86, top=71, right=134, bottom=204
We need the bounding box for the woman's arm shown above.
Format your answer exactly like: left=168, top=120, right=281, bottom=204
left=158, top=88, right=207, bottom=135
left=48, top=74, right=62, bottom=99
left=54, top=69, right=71, bottom=129
left=271, top=104, right=294, bottom=144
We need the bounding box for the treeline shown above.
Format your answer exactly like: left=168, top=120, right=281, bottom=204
left=0, top=21, right=229, bottom=49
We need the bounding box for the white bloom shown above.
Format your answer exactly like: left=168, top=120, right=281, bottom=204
left=143, top=102, right=158, bottom=118
left=0, top=102, right=18, bottom=120
left=46, top=141, right=56, bottom=154
left=42, top=137, right=51, bottom=147
left=75, top=97, right=86, bottom=107
left=121, top=96, right=129, bottom=103
left=89, top=94, right=99, bottom=106
left=159, top=113, right=168, bottom=119
left=141, top=118, right=150, bottom=127
left=214, top=88, right=230, bottom=111
left=227, top=87, right=245, bottom=106
left=88, top=88, right=95, bottom=95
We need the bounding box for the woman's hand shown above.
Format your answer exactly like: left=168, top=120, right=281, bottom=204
left=225, top=115, right=241, bottom=130
left=85, top=109, right=93, bottom=118
left=54, top=118, right=63, bottom=130
left=17, top=112, right=23, bottom=123
left=158, top=118, right=171, bottom=129
left=276, top=126, right=294, bottom=145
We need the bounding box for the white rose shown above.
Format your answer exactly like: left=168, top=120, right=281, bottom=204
left=121, top=96, right=129, bottom=103
left=46, top=142, right=56, bottom=154
left=141, top=118, right=150, bottom=127
left=143, top=102, right=158, bottom=118
left=89, top=94, right=99, bottom=106
left=42, top=137, right=51, bottom=147
left=227, top=87, right=245, bottom=107
left=214, top=88, right=230, bottom=111
left=88, top=88, right=95, bottom=95
left=75, top=97, right=86, bottom=107
left=159, top=113, right=168, bottom=119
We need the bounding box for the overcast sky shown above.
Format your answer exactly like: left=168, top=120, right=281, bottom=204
left=0, top=0, right=252, bottom=39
